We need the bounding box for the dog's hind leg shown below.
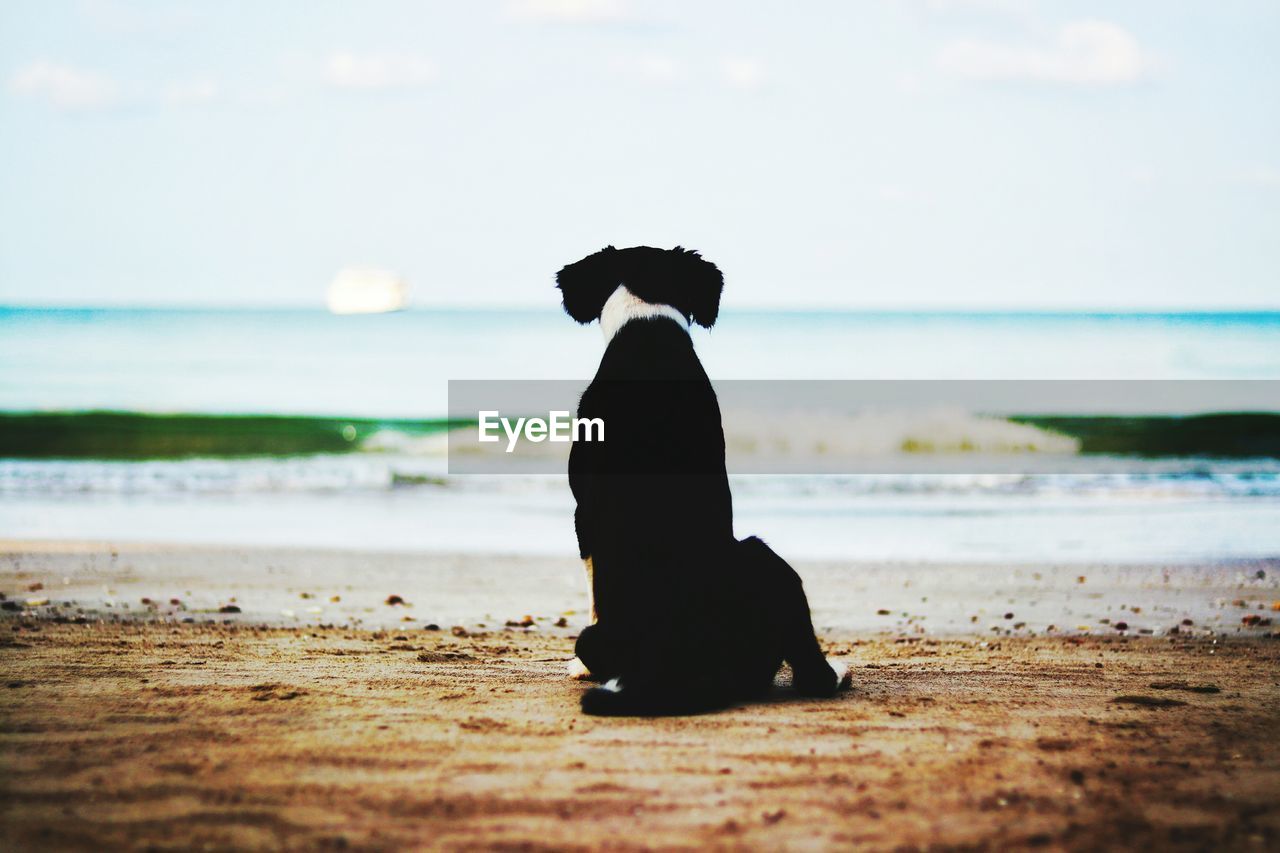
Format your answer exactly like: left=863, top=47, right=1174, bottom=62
left=567, top=556, right=598, bottom=679
left=572, top=622, right=624, bottom=683
left=738, top=537, right=851, bottom=697
left=580, top=675, right=735, bottom=717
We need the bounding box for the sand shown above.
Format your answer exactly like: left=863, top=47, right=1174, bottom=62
left=3, top=544, right=1280, bottom=850
left=3, top=539, right=1277, bottom=635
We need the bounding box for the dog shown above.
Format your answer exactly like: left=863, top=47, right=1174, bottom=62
left=556, top=245, right=850, bottom=716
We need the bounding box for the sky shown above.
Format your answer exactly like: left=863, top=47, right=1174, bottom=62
left=1, top=0, right=1277, bottom=310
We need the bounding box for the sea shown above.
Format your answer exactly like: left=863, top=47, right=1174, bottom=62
left=2, top=306, right=1279, bottom=564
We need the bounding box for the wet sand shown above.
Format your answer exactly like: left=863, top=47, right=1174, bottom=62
left=4, top=540, right=1278, bottom=636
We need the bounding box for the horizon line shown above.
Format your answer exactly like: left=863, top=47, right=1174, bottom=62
left=3, top=302, right=1280, bottom=316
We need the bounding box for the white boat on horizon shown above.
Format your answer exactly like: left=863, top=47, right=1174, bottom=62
left=326, top=268, right=410, bottom=315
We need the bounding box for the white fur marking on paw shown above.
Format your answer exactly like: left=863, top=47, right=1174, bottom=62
left=828, top=659, right=852, bottom=691
left=600, top=677, right=623, bottom=693
left=566, top=657, right=592, bottom=680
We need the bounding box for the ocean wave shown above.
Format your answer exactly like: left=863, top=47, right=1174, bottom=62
left=359, top=428, right=451, bottom=456
left=0, top=411, right=458, bottom=459
left=721, top=407, right=1079, bottom=456
left=2, top=456, right=1278, bottom=499
left=2, top=409, right=1278, bottom=465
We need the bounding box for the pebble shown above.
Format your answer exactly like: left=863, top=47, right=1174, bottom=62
left=385, top=595, right=406, bottom=606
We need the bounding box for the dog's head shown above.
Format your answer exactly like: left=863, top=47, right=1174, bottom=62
left=555, top=246, right=723, bottom=328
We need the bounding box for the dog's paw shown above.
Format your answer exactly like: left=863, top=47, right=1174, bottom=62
left=566, top=657, right=593, bottom=680
left=793, top=657, right=853, bottom=697
left=829, top=658, right=853, bottom=692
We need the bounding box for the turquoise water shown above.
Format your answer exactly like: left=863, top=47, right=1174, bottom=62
left=3, top=308, right=1279, bottom=417
left=2, top=307, right=1279, bottom=560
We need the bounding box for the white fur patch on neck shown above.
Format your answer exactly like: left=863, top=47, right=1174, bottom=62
left=600, top=285, right=690, bottom=343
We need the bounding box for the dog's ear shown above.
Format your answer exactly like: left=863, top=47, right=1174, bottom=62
left=556, top=246, right=620, bottom=323
left=669, top=246, right=723, bottom=328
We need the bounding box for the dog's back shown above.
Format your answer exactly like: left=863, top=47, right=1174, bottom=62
left=571, top=317, right=735, bottom=681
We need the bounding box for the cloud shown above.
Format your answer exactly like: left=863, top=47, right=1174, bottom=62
left=505, top=0, right=628, bottom=23
left=612, top=54, right=683, bottom=84
left=901, top=0, right=1030, bottom=16
left=1240, top=167, right=1280, bottom=189
left=1127, top=165, right=1158, bottom=185
left=161, top=78, right=219, bottom=106
left=8, top=60, right=119, bottom=110
left=78, top=0, right=200, bottom=36
left=937, top=20, right=1151, bottom=85
left=878, top=185, right=932, bottom=205
left=324, top=52, right=435, bottom=89
left=609, top=55, right=764, bottom=89
left=719, top=58, right=766, bottom=90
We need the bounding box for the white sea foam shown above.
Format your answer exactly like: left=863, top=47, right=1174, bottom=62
left=2, top=455, right=1276, bottom=499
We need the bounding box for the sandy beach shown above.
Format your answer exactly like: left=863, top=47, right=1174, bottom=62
left=6, top=0, right=1280, bottom=848
left=2, top=542, right=1279, bottom=850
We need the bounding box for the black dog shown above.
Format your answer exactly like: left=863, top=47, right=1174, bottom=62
left=556, top=245, right=850, bottom=716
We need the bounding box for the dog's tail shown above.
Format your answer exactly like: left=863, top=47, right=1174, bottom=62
left=580, top=677, right=734, bottom=717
